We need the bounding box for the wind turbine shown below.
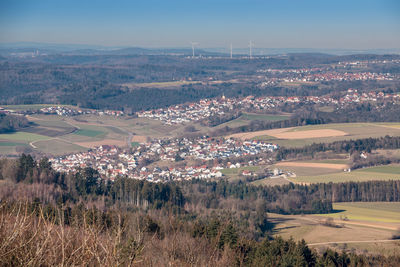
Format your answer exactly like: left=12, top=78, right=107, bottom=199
left=190, top=42, right=198, bottom=58
left=249, top=40, right=254, bottom=59
left=230, top=43, right=233, bottom=59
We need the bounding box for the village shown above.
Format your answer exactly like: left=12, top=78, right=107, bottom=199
left=49, top=136, right=278, bottom=182
left=137, top=89, right=399, bottom=124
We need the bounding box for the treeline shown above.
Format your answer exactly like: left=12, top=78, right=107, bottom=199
left=0, top=113, right=30, bottom=133
left=277, top=135, right=400, bottom=161
left=181, top=179, right=400, bottom=214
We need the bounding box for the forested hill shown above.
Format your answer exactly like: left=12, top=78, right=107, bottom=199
left=0, top=113, right=30, bottom=133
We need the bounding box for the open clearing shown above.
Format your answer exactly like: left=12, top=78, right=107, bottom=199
left=322, top=202, right=400, bottom=223
left=0, top=132, right=50, bottom=142
left=74, top=129, right=105, bottom=137
left=289, top=164, right=400, bottom=184
left=0, top=113, right=183, bottom=156
left=228, top=127, right=347, bottom=140
left=34, top=139, right=87, bottom=155
left=252, top=177, right=291, bottom=186
left=272, top=129, right=347, bottom=139
left=275, top=161, right=348, bottom=170
left=270, top=202, right=400, bottom=256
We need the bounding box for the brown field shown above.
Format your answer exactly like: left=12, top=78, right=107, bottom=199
left=131, top=135, right=147, bottom=142
left=275, top=161, right=348, bottom=170
left=76, top=139, right=127, bottom=148
left=269, top=209, right=400, bottom=257
left=228, top=127, right=347, bottom=140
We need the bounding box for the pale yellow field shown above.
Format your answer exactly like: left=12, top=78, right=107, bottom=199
left=276, top=161, right=348, bottom=170
left=228, top=127, right=348, bottom=140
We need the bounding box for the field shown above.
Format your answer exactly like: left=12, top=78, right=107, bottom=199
left=74, top=129, right=105, bottom=137
left=215, top=113, right=289, bottom=129
left=34, top=139, right=87, bottom=155
left=0, top=111, right=198, bottom=156
left=323, top=202, right=400, bottom=223
left=270, top=202, right=400, bottom=256
left=0, top=132, right=50, bottom=142
left=220, top=166, right=261, bottom=181
left=289, top=164, right=400, bottom=184
left=228, top=123, right=400, bottom=148
left=251, top=177, right=291, bottom=186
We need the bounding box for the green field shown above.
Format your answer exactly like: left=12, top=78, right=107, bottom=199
left=361, top=165, right=400, bottom=174
left=290, top=164, right=400, bottom=184
left=216, top=113, right=289, bottom=129
left=0, top=141, right=27, bottom=147
left=240, top=113, right=289, bottom=122
left=323, top=202, right=400, bottom=223
left=74, top=129, right=105, bottom=137
left=0, top=132, right=50, bottom=142
left=34, top=139, right=87, bottom=155
left=221, top=166, right=261, bottom=181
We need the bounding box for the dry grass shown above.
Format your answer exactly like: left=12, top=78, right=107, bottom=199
left=275, top=161, right=348, bottom=170
left=228, top=127, right=347, bottom=141
left=0, top=202, right=237, bottom=267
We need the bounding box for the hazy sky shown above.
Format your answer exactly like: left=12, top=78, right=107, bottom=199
left=0, top=0, right=399, bottom=49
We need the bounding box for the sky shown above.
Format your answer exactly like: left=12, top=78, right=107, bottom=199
left=0, top=0, right=399, bottom=49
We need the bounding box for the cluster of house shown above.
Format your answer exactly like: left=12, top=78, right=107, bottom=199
left=39, top=106, right=125, bottom=117
left=340, top=89, right=400, bottom=104
left=136, top=89, right=399, bottom=124
left=301, top=72, right=394, bottom=82
left=0, top=105, right=125, bottom=117
left=49, top=137, right=278, bottom=182
left=137, top=96, right=236, bottom=124
left=39, top=106, right=91, bottom=116
left=338, top=59, right=400, bottom=67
